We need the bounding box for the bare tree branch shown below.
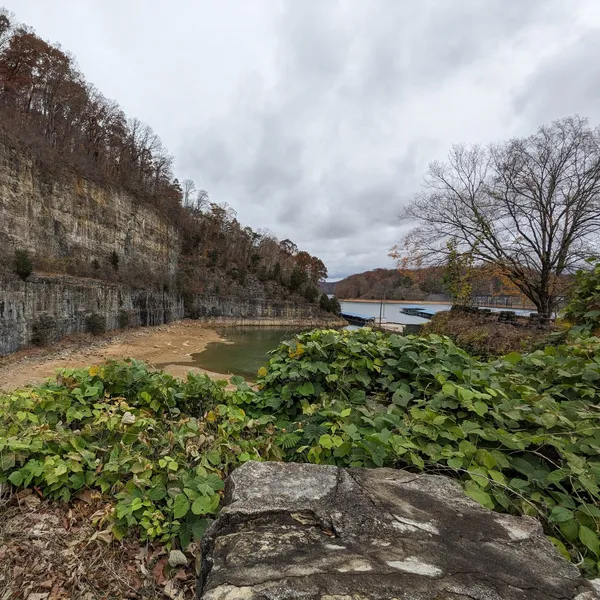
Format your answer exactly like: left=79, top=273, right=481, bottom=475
left=397, top=116, right=600, bottom=317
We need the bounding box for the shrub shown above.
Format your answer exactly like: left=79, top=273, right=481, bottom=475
left=319, top=293, right=341, bottom=314
left=423, top=309, right=563, bottom=358
left=328, top=295, right=341, bottom=315
left=118, top=310, right=130, bottom=329
left=303, top=285, right=319, bottom=303
left=85, top=313, right=106, bottom=335
left=0, top=361, right=230, bottom=548
left=31, top=316, right=58, bottom=346
left=289, top=266, right=305, bottom=291
left=13, top=249, right=33, bottom=280
left=255, top=328, right=600, bottom=576
left=0, top=330, right=599, bottom=576
left=319, top=293, right=330, bottom=311
left=563, top=257, right=600, bottom=334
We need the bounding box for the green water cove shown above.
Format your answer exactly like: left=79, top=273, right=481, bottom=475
left=155, top=327, right=309, bottom=380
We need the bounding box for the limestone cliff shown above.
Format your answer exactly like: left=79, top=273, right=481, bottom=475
left=0, top=138, right=337, bottom=355
left=0, top=134, right=180, bottom=286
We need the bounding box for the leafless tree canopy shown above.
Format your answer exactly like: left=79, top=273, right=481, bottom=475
left=401, top=116, right=600, bottom=316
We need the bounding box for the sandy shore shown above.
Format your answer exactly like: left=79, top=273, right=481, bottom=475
left=0, top=320, right=228, bottom=391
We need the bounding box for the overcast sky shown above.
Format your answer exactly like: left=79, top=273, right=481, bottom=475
left=7, top=1, right=600, bottom=280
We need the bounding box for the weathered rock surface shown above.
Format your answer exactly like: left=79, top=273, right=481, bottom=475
left=0, top=137, right=339, bottom=354
left=0, top=136, right=181, bottom=282
left=0, top=274, right=185, bottom=355
left=200, top=461, right=599, bottom=600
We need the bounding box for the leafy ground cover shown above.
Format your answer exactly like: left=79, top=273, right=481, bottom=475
left=564, top=257, right=600, bottom=336
left=1, top=328, right=599, bottom=579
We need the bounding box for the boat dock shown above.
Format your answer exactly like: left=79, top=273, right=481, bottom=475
left=341, top=312, right=376, bottom=326
left=400, top=307, right=435, bottom=320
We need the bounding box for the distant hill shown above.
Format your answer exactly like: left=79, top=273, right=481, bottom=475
left=330, top=268, right=448, bottom=301
left=331, top=265, right=539, bottom=306
left=318, top=281, right=337, bottom=295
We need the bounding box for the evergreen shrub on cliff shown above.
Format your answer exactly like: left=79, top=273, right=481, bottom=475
left=13, top=249, right=32, bottom=280
left=0, top=329, right=599, bottom=576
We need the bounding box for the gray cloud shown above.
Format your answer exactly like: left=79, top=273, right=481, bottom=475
left=7, top=0, right=600, bottom=280
left=514, top=32, right=600, bottom=125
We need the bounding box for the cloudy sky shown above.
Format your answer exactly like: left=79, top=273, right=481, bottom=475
left=7, top=1, right=600, bottom=279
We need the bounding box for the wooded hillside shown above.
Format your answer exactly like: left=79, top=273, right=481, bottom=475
left=0, top=10, right=326, bottom=304
left=330, top=265, right=537, bottom=303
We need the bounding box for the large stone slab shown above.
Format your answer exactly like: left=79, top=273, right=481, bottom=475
left=199, top=461, right=599, bottom=600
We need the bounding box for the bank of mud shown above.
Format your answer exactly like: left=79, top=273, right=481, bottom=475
left=0, top=320, right=226, bottom=391
left=0, top=315, right=345, bottom=391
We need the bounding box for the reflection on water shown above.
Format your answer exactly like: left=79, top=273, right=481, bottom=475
left=156, top=327, right=307, bottom=380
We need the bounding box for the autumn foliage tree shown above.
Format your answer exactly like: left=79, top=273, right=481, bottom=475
left=0, top=11, right=178, bottom=210
left=441, top=241, right=474, bottom=306
left=177, top=195, right=327, bottom=298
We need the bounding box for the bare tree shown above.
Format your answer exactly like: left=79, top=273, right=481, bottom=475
left=398, top=116, right=600, bottom=318
left=181, top=179, right=196, bottom=207
left=194, top=189, right=209, bottom=212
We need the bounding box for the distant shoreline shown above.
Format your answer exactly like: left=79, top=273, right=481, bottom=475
left=340, top=299, right=452, bottom=305
left=340, top=298, right=536, bottom=309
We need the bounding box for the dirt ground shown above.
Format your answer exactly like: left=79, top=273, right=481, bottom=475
left=0, top=488, right=198, bottom=599
left=0, top=320, right=228, bottom=392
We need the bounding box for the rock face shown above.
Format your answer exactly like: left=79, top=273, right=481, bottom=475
left=0, top=275, right=335, bottom=355
left=0, top=139, right=337, bottom=354
left=200, top=461, right=599, bottom=600
left=188, top=295, right=331, bottom=321
left=0, top=137, right=180, bottom=284
left=0, top=274, right=184, bottom=355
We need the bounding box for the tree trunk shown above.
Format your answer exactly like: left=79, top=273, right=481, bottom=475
left=534, top=292, right=554, bottom=327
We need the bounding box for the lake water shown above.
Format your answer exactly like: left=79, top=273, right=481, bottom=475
left=166, top=304, right=535, bottom=380
left=340, top=301, right=535, bottom=324
left=175, top=327, right=307, bottom=380
left=340, top=301, right=450, bottom=324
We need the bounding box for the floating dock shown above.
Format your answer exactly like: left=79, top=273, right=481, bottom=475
left=400, top=307, right=435, bottom=320
left=341, top=312, right=376, bottom=326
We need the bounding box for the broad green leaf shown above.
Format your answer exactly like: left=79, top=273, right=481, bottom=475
left=504, top=352, right=522, bottom=365
left=447, top=457, right=463, bottom=470
left=464, top=486, right=495, bottom=510
left=319, top=434, right=334, bottom=449
left=473, top=401, right=487, bottom=416
left=173, top=494, right=190, bottom=519
left=205, top=450, right=221, bottom=466
left=579, top=525, right=600, bottom=556
left=147, top=485, right=167, bottom=501
left=550, top=506, right=573, bottom=523
left=192, top=494, right=219, bottom=515
left=297, top=381, right=315, bottom=396
left=8, top=471, right=24, bottom=487
left=205, top=474, right=225, bottom=491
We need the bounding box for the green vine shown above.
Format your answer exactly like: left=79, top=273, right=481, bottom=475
left=1, top=329, right=599, bottom=577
